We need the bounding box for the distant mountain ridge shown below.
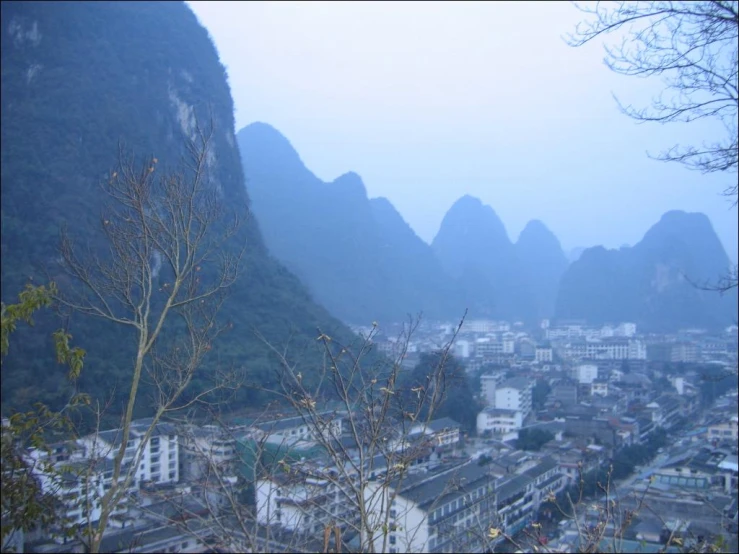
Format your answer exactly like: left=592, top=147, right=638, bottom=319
left=515, top=220, right=569, bottom=320
left=430, top=197, right=569, bottom=322
left=237, top=122, right=464, bottom=324
left=237, top=122, right=731, bottom=332
left=239, top=124, right=572, bottom=324
left=555, top=210, right=737, bottom=331
left=432, top=196, right=532, bottom=321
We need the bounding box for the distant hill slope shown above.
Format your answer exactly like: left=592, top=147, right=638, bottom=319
left=555, top=210, right=738, bottom=331
left=431, top=196, right=537, bottom=322
left=515, top=220, right=569, bottom=320
left=237, top=122, right=465, bottom=324
left=0, top=1, right=353, bottom=419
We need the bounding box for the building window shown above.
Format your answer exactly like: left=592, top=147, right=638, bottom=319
left=390, top=535, right=396, bottom=545
left=169, top=471, right=176, bottom=480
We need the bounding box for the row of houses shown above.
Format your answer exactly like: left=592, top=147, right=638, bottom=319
left=255, top=452, right=566, bottom=553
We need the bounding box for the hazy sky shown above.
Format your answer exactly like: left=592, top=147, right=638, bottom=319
left=188, top=1, right=737, bottom=261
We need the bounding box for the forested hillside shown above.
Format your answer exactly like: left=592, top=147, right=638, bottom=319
left=0, top=1, right=355, bottom=422
left=555, top=210, right=738, bottom=331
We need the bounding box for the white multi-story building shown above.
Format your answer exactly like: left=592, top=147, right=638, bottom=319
left=575, top=364, right=598, bottom=384
left=476, top=408, right=523, bottom=435
left=616, top=322, right=637, bottom=337
left=545, top=324, right=584, bottom=340
left=25, top=418, right=180, bottom=531
left=475, top=338, right=505, bottom=357
left=454, top=339, right=470, bottom=358
left=464, top=320, right=510, bottom=334
left=408, top=418, right=462, bottom=450
left=256, top=464, right=352, bottom=536
left=564, top=339, right=646, bottom=360
left=363, top=462, right=498, bottom=554
left=465, top=320, right=495, bottom=334
left=77, top=418, right=180, bottom=487
left=494, top=377, right=533, bottom=421
left=480, top=372, right=504, bottom=407
left=29, top=457, right=105, bottom=529
left=535, top=347, right=553, bottom=363
left=627, top=339, right=647, bottom=359
left=256, top=411, right=344, bottom=448
left=179, top=424, right=240, bottom=482
left=501, top=333, right=516, bottom=354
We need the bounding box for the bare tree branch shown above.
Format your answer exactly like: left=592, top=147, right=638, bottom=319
left=566, top=1, right=738, bottom=182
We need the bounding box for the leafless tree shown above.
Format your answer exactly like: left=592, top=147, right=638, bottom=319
left=568, top=2, right=738, bottom=293
left=567, top=1, right=738, bottom=185
left=53, top=120, right=244, bottom=552
left=227, top=312, right=485, bottom=553
left=112, top=315, right=476, bottom=554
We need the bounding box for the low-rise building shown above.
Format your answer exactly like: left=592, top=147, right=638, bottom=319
left=477, top=408, right=523, bottom=435
left=409, top=417, right=462, bottom=450
left=708, top=415, right=738, bottom=444
left=590, top=379, right=609, bottom=397
left=255, top=411, right=344, bottom=447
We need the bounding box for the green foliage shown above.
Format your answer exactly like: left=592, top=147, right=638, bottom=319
left=0, top=283, right=55, bottom=357
left=402, top=351, right=480, bottom=433
left=516, top=428, right=554, bottom=451
left=1, top=283, right=85, bottom=549
left=609, top=432, right=667, bottom=480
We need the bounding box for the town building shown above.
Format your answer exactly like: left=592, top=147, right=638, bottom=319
left=494, top=377, right=533, bottom=421
left=477, top=408, right=523, bottom=436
